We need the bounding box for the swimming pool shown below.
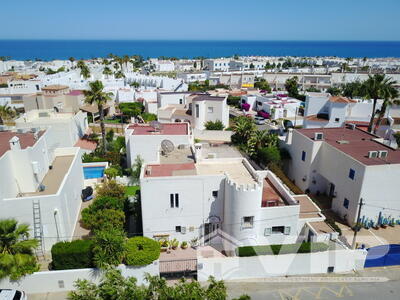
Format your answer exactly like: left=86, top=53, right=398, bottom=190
left=83, top=166, right=106, bottom=179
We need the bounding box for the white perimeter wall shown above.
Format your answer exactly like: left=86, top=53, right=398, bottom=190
left=197, top=249, right=367, bottom=281
left=0, top=263, right=159, bottom=294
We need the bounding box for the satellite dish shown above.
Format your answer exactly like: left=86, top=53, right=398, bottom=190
left=161, top=139, right=174, bottom=155
left=150, top=120, right=162, bottom=131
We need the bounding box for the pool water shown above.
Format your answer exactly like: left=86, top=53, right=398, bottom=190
left=83, top=166, right=105, bottom=179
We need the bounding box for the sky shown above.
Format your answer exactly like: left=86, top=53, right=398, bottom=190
left=1, top=0, right=400, bottom=40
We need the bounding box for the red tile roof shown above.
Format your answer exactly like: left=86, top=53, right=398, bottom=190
left=74, top=138, right=97, bottom=151
left=296, top=127, right=400, bottom=166
left=0, top=131, right=44, bottom=158
left=128, top=123, right=188, bottom=136
left=144, top=163, right=195, bottom=177
left=67, top=90, right=84, bottom=96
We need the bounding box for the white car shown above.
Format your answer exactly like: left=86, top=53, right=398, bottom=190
left=254, top=116, right=266, bottom=125
left=0, top=289, right=27, bottom=300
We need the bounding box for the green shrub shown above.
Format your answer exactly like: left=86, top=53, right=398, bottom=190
left=237, top=242, right=329, bottom=257
left=227, top=95, right=241, bottom=106
left=325, top=218, right=342, bottom=235
left=258, top=146, right=281, bottom=166
left=92, top=229, right=126, bottom=269
left=204, top=120, right=224, bottom=130
left=125, top=237, right=160, bottom=266
left=90, top=196, right=125, bottom=211
left=95, top=180, right=126, bottom=198
left=51, top=240, right=93, bottom=270
left=81, top=209, right=125, bottom=231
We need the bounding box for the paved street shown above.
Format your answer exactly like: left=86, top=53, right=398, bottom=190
left=225, top=266, right=400, bottom=300
left=28, top=267, right=400, bottom=300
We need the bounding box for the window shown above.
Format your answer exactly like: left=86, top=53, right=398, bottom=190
left=170, top=193, right=179, bottom=208
left=207, top=107, right=213, bottom=113
left=179, top=98, right=183, bottom=104
left=349, top=168, right=355, bottom=180
left=301, top=151, right=306, bottom=161
left=334, top=118, right=340, bottom=122
left=271, top=226, right=285, bottom=234
left=212, top=191, right=218, bottom=197
left=242, top=216, right=254, bottom=228
left=343, top=198, right=349, bottom=209
left=195, top=104, right=199, bottom=118
left=176, top=226, right=181, bottom=233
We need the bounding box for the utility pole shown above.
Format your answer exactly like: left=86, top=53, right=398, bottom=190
left=351, top=198, right=364, bottom=249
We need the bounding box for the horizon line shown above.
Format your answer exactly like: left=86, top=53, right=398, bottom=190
left=1, top=39, right=400, bottom=42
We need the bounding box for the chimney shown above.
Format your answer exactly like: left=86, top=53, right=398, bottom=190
left=194, top=143, right=202, bottom=162
left=9, top=136, right=21, bottom=150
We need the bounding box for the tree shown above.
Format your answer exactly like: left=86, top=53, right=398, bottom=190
left=119, top=102, right=144, bottom=118
left=77, top=60, right=91, bottom=79
left=326, top=87, right=341, bottom=96
left=254, top=80, right=271, bottom=92
left=96, top=180, right=126, bottom=199
left=114, top=71, right=125, bottom=79
left=124, top=237, right=160, bottom=266
left=232, top=116, right=256, bottom=145
left=373, top=87, right=399, bottom=133
left=82, top=209, right=125, bottom=231
left=103, top=66, right=113, bottom=78
left=104, top=166, right=121, bottom=179
left=284, top=76, right=300, bottom=98
left=258, top=146, right=281, bottom=167
left=69, top=268, right=232, bottom=300
left=84, top=80, right=113, bottom=153
left=204, top=120, right=224, bottom=130
left=340, top=81, right=364, bottom=99
left=363, top=74, right=398, bottom=133
left=0, top=219, right=39, bottom=280
left=0, top=104, right=16, bottom=125
left=92, top=228, right=126, bottom=268
left=249, top=63, right=255, bottom=69
left=247, top=130, right=279, bottom=157
left=69, top=57, right=75, bottom=68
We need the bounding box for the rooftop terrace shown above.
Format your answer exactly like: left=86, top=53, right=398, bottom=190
left=128, top=123, right=189, bottom=136
left=21, top=155, right=74, bottom=196
left=296, top=126, right=400, bottom=166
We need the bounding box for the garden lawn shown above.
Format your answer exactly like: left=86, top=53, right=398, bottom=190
left=125, top=186, right=140, bottom=197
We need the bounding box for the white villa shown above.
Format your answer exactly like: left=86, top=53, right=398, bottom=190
left=0, top=128, right=84, bottom=251
left=283, top=126, right=400, bottom=227
left=125, top=122, right=336, bottom=252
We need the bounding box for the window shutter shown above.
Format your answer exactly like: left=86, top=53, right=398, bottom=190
left=170, top=194, right=174, bottom=208
left=284, top=227, right=291, bottom=235
left=175, top=193, right=179, bottom=207
left=264, top=228, right=272, bottom=236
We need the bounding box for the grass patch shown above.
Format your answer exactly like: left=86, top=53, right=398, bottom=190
left=125, top=186, right=140, bottom=197
left=104, top=119, right=122, bottom=124
left=268, top=164, right=303, bottom=195
left=237, top=242, right=329, bottom=257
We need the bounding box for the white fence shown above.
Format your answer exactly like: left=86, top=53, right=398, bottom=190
left=197, top=249, right=367, bottom=282
left=0, top=262, right=159, bottom=294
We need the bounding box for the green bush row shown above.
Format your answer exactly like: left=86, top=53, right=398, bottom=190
left=51, top=236, right=160, bottom=270
left=237, top=242, right=329, bottom=257
left=51, top=240, right=93, bottom=270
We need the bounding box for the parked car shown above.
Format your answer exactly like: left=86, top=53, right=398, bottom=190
left=254, top=116, right=266, bottom=125
left=0, top=289, right=27, bottom=300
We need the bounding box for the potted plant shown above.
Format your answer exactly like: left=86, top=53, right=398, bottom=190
left=181, top=241, right=188, bottom=249
left=159, top=239, right=169, bottom=252
left=190, top=237, right=199, bottom=249
left=389, top=219, right=395, bottom=227
left=169, top=238, right=179, bottom=250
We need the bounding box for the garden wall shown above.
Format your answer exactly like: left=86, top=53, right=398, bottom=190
left=0, top=262, right=159, bottom=294
left=197, top=249, right=367, bottom=282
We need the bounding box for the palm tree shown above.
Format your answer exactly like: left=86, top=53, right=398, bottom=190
left=0, top=219, right=39, bottom=280
left=83, top=81, right=113, bottom=153
left=0, top=104, right=15, bottom=125
left=102, top=66, right=113, bottom=79
left=233, top=116, right=256, bottom=144
left=69, top=57, right=75, bottom=68
left=373, top=87, right=399, bottom=134
left=77, top=60, right=91, bottom=79
left=363, top=74, right=398, bottom=133
left=247, top=130, right=279, bottom=156
left=114, top=71, right=125, bottom=79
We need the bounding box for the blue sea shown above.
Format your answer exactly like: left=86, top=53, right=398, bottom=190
left=0, top=40, right=399, bottom=60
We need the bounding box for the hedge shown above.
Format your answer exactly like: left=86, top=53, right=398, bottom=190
left=125, top=237, right=160, bottom=266
left=51, top=240, right=93, bottom=270
left=237, top=242, right=329, bottom=257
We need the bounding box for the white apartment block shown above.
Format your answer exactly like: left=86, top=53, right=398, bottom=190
left=284, top=126, right=400, bottom=227
left=133, top=123, right=333, bottom=251
left=157, top=92, right=229, bottom=130
left=14, top=109, right=88, bottom=158
left=0, top=128, right=84, bottom=251
left=204, top=59, right=231, bottom=72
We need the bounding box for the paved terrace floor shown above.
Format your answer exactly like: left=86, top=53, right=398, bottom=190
left=22, top=155, right=74, bottom=196
left=196, top=161, right=257, bottom=185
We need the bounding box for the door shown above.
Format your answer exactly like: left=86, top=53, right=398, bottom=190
left=204, top=223, right=220, bottom=244
left=329, top=183, right=335, bottom=197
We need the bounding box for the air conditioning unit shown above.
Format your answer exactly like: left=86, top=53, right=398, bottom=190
left=347, top=123, right=356, bottom=130
left=181, top=227, right=187, bottom=234
left=379, top=150, right=388, bottom=159
left=368, top=151, right=378, bottom=158
left=314, top=132, right=324, bottom=140
left=32, top=161, right=40, bottom=174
